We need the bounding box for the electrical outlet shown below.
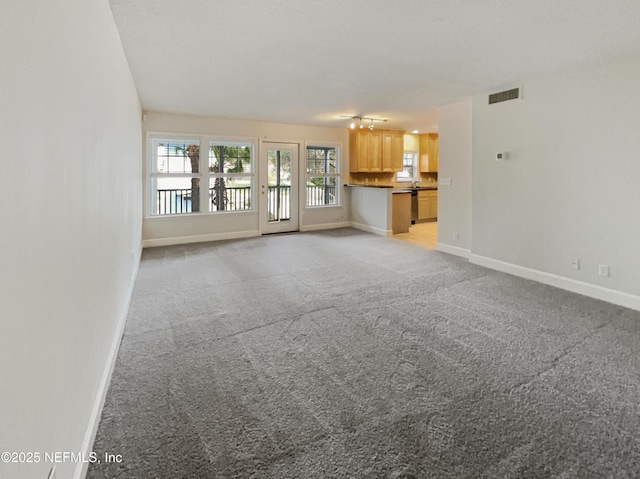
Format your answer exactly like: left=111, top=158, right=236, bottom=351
left=598, top=264, right=610, bottom=277
left=453, top=232, right=460, bottom=241
left=571, top=258, right=580, bottom=270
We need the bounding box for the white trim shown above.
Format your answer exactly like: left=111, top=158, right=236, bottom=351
left=299, top=221, right=350, bottom=232
left=436, top=242, right=471, bottom=258
left=143, top=230, right=260, bottom=248
left=144, top=210, right=257, bottom=221
left=74, top=247, right=142, bottom=479
left=259, top=140, right=301, bottom=235
left=349, top=221, right=392, bottom=237
left=469, top=253, right=640, bottom=312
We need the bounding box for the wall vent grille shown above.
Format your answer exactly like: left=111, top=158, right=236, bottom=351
left=489, top=88, right=520, bottom=104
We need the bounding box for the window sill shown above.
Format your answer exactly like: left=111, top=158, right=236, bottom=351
left=304, top=205, right=343, bottom=210
left=145, top=210, right=257, bottom=220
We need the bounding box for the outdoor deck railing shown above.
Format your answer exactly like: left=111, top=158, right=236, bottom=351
left=306, top=185, right=336, bottom=206
left=210, top=185, right=251, bottom=212
left=155, top=184, right=337, bottom=215
left=267, top=185, right=290, bottom=221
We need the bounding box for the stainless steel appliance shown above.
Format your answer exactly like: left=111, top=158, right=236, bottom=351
left=411, top=189, right=418, bottom=224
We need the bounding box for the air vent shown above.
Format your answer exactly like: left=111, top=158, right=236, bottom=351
left=489, top=87, right=520, bottom=104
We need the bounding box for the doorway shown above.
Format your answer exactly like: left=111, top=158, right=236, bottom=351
left=260, top=142, right=299, bottom=234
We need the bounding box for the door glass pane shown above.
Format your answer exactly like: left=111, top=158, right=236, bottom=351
left=267, top=149, right=292, bottom=222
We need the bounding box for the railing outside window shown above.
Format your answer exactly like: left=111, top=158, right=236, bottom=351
left=156, top=184, right=337, bottom=215
left=156, top=186, right=252, bottom=215
left=156, top=189, right=193, bottom=215
left=306, top=185, right=337, bottom=206
left=210, top=185, right=251, bottom=212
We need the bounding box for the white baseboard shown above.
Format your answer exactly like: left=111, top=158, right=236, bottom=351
left=469, top=253, right=640, bottom=312
left=300, top=221, right=351, bottom=232
left=143, top=230, right=260, bottom=248
left=74, top=246, right=142, bottom=479
left=436, top=242, right=471, bottom=258
left=349, top=222, right=392, bottom=237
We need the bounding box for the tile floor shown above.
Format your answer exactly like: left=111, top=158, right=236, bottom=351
left=393, top=221, right=437, bottom=249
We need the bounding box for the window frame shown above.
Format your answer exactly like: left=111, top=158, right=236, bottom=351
left=148, top=135, right=203, bottom=217
left=208, top=139, right=256, bottom=214
left=396, top=150, right=418, bottom=182
left=304, top=143, right=341, bottom=208
left=146, top=133, right=256, bottom=218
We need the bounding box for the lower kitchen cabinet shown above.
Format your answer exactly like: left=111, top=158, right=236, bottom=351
left=417, top=190, right=437, bottom=220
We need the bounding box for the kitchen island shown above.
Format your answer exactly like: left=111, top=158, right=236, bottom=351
left=345, top=184, right=411, bottom=236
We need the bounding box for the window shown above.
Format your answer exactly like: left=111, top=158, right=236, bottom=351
left=208, top=141, right=254, bottom=212
left=149, top=137, right=254, bottom=216
left=150, top=138, right=201, bottom=215
left=306, top=145, right=340, bottom=207
left=396, top=151, right=418, bottom=182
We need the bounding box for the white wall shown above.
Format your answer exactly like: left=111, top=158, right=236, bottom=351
left=436, top=99, right=473, bottom=256
left=471, top=55, right=640, bottom=308
left=142, top=112, right=350, bottom=246
left=0, top=1, right=142, bottom=478
left=348, top=186, right=392, bottom=236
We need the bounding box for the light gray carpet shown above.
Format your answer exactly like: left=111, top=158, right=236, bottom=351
left=88, top=228, right=640, bottom=478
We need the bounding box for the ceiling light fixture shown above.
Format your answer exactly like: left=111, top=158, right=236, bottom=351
left=341, top=115, right=388, bottom=130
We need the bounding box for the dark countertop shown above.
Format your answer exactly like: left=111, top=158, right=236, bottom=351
left=344, top=184, right=393, bottom=188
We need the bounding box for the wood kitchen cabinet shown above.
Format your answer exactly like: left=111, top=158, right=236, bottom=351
left=382, top=131, right=404, bottom=172
left=417, top=189, right=438, bottom=220
left=419, top=133, right=438, bottom=173
left=349, top=129, right=404, bottom=173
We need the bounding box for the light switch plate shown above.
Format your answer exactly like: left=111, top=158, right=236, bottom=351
left=439, top=178, right=452, bottom=186
left=598, top=264, right=610, bottom=277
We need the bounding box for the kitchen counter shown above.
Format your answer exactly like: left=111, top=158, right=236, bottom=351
left=345, top=184, right=393, bottom=188
left=345, top=184, right=436, bottom=235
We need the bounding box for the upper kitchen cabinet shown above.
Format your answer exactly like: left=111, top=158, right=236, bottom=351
left=419, top=133, right=438, bottom=172
left=349, top=129, right=404, bottom=173
left=349, top=129, right=379, bottom=172
left=382, top=131, right=404, bottom=172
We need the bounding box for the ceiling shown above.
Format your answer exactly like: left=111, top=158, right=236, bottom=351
left=108, top=0, right=640, bottom=132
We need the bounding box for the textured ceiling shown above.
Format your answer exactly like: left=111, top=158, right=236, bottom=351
left=108, top=0, right=640, bottom=132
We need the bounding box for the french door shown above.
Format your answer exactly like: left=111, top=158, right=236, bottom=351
left=260, top=142, right=299, bottom=234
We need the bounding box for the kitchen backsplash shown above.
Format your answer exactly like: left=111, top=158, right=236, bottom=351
left=349, top=172, right=438, bottom=187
